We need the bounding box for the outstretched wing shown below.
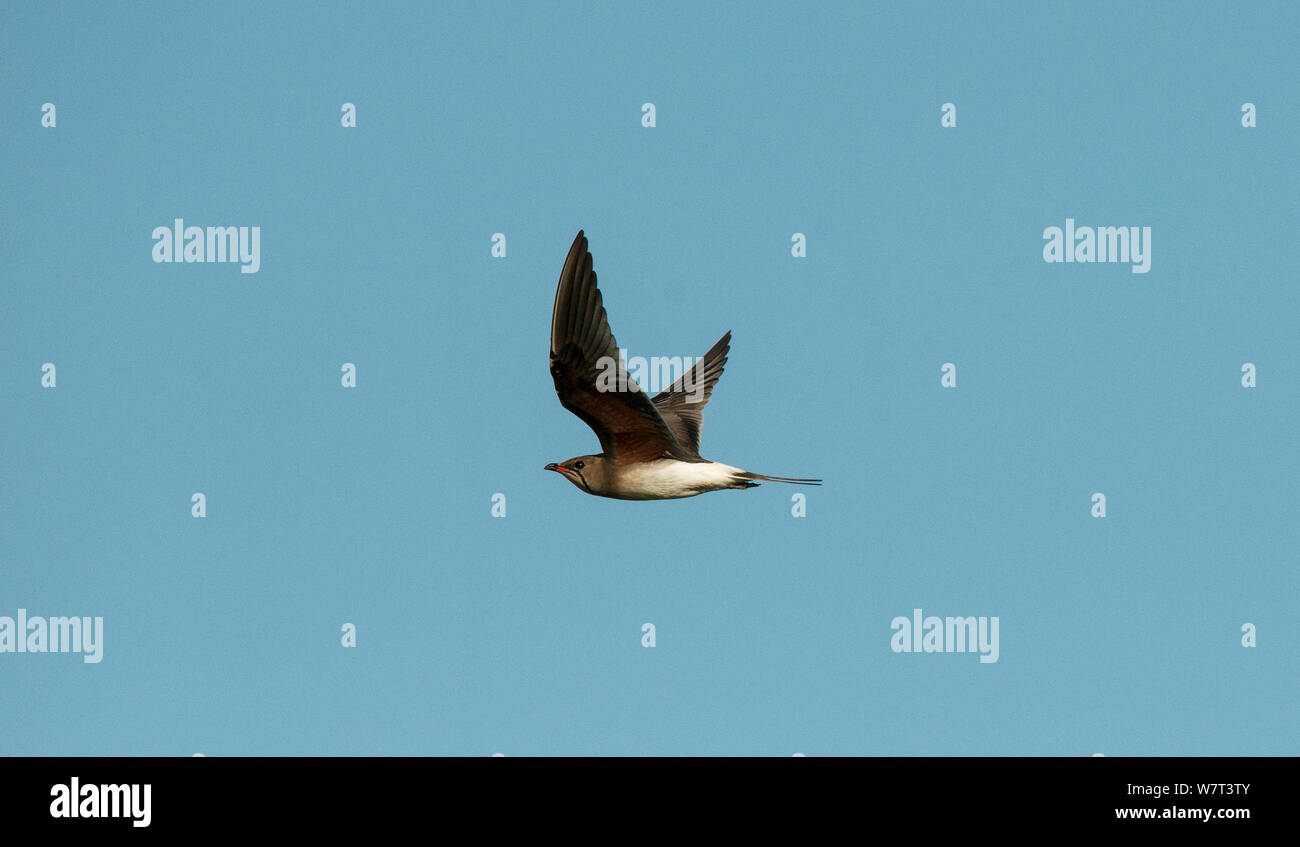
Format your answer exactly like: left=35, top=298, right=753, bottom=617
left=651, top=331, right=730, bottom=458
left=549, top=230, right=694, bottom=465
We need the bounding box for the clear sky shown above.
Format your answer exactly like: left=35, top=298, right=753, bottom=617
left=1, top=1, right=1296, bottom=755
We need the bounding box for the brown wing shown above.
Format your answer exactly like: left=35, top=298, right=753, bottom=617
left=651, top=331, right=730, bottom=458
left=549, top=230, right=693, bottom=465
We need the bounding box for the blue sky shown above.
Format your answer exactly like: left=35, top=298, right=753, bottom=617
left=1, top=1, right=1296, bottom=754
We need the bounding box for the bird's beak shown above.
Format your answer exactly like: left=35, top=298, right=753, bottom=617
left=544, top=463, right=561, bottom=472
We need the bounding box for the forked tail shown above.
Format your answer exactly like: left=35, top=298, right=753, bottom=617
left=731, top=470, right=822, bottom=489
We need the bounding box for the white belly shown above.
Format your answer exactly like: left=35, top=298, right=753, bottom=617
left=609, top=460, right=742, bottom=500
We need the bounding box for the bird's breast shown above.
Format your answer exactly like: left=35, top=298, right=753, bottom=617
left=604, top=459, right=741, bottom=500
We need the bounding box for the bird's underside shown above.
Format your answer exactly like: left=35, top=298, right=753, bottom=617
left=546, top=229, right=821, bottom=500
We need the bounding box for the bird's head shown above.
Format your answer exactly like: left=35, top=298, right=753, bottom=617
left=544, top=455, right=605, bottom=494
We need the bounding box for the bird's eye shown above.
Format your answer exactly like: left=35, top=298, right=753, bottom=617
left=574, top=461, right=585, bottom=470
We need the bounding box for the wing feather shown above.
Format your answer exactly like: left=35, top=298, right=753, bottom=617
left=549, top=231, right=693, bottom=465
left=651, top=331, right=731, bottom=456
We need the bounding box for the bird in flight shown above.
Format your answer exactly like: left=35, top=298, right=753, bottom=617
left=545, top=230, right=821, bottom=500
